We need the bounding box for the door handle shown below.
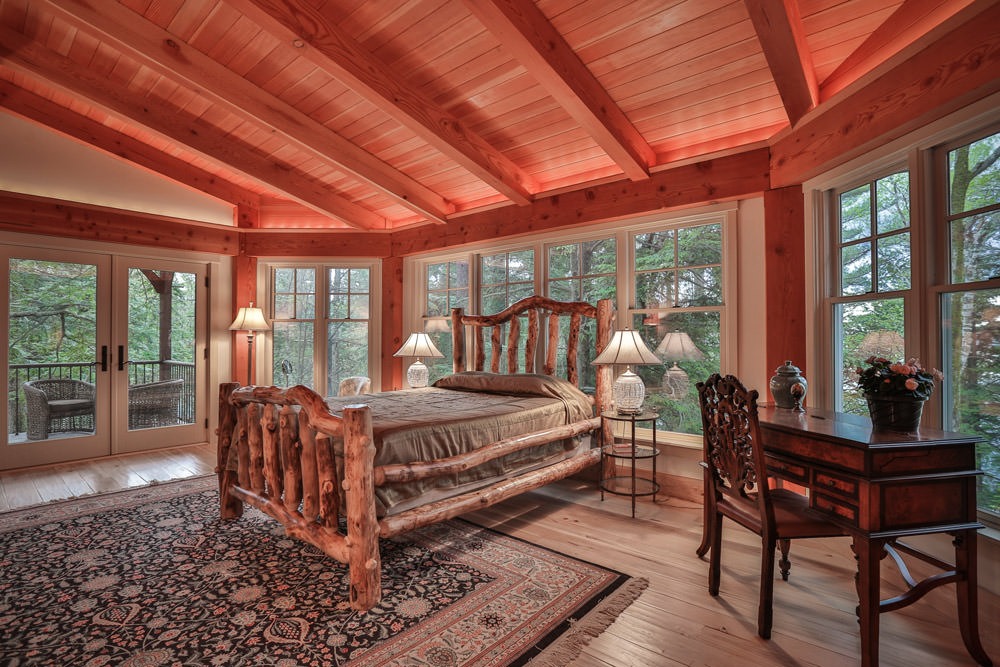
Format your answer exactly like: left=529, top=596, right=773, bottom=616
left=118, top=345, right=125, bottom=371
left=101, top=345, right=108, bottom=372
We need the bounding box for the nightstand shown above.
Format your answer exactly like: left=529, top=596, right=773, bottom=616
left=599, top=410, right=659, bottom=517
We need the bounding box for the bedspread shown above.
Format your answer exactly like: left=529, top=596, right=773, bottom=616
left=323, top=373, right=595, bottom=515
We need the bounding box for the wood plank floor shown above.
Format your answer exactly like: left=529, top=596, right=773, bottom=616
left=1, top=444, right=996, bottom=666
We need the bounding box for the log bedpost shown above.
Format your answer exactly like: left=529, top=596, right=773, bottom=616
left=342, top=403, right=381, bottom=611
left=217, top=382, right=243, bottom=520
left=596, top=298, right=614, bottom=442
left=280, top=405, right=302, bottom=513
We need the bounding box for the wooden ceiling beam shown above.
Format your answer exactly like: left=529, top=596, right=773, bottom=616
left=820, top=0, right=980, bottom=98
left=770, top=2, right=1000, bottom=187
left=0, top=190, right=239, bottom=255
left=0, top=79, right=260, bottom=213
left=464, top=0, right=654, bottom=181
left=229, top=0, right=537, bottom=206
left=40, top=0, right=452, bottom=226
left=392, top=148, right=770, bottom=257
left=0, top=25, right=386, bottom=231
left=743, top=0, right=817, bottom=127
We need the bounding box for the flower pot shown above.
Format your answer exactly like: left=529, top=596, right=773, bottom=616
left=865, top=395, right=926, bottom=432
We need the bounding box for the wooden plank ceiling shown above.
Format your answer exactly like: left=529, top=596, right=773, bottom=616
left=0, top=0, right=978, bottom=231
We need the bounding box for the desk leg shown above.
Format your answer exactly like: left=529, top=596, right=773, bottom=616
left=853, top=536, right=884, bottom=667
left=955, top=530, right=993, bottom=666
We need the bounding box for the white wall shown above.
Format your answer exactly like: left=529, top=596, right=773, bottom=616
left=0, top=111, right=234, bottom=226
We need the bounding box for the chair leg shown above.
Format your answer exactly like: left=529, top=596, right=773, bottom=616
left=708, top=513, right=723, bottom=596
left=758, top=538, right=777, bottom=639
left=778, top=538, right=791, bottom=581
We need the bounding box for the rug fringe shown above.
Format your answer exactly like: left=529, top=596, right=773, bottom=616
left=528, top=576, right=649, bottom=666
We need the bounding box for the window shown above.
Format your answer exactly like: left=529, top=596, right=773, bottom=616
left=268, top=262, right=378, bottom=395
left=409, top=210, right=734, bottom=438
left=830, top=171, right=911, bottom=416
left=818, top=123, right=1000, bottom=521
left=423, top=260, right=469, bottom=383
left=938, top=130, right=1000, bottom=519
left=632, top=224, right=723, bottom=435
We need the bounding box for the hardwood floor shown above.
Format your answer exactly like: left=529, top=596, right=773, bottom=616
left=1, top=445, right=996, bottom=666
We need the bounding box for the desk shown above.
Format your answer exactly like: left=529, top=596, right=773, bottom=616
left=733, top=406, right=991, bottom=667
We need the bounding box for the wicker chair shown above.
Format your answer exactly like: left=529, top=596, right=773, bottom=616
left=337, top=376, right=371, bottom=396
left=128, top=379, right=183, bottom=430
left=22, top=379, right=96, bottom=440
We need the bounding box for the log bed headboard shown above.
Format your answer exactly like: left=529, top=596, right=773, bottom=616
left=450, top=295, right=614, bottom=412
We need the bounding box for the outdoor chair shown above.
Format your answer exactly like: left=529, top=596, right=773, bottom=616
left=696, top=373, right=848, bottom=639
left=338, top=376, right=371, bottom=396
left=128, top=379, right=183, bottom=430
left=22, top=378, right=96, bottom=440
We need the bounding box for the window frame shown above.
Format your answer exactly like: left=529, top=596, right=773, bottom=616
left=810, top=111, right=1000, bottom=526
left=258, top=258, right=382, bottom=396
left=403, top=205, right=738, bottom=445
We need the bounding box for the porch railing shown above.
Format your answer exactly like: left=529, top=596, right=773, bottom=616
left=7, top=360, right=196, bottom=436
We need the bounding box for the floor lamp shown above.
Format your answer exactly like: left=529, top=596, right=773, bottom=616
left=229, top=302, right=270, bottom=385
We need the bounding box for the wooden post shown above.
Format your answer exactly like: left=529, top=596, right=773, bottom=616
left=216, top=382, right=243, bottom=520
left=315, top=431, right=340, bottom=528
left=342, top=404, right=381, bottom=611
left=298, top=409, right=320, bottom=521
left=247, top=403, right=265, bottom=494
left=280, top=405, right=302, bottom=513
left=261, top=403, right=282, bottom=498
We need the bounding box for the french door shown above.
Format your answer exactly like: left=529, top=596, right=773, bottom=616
left=3, top=246, right=208, bottom=470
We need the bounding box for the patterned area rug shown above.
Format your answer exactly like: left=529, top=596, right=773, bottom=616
left=0, top=477, right=646, bottom=666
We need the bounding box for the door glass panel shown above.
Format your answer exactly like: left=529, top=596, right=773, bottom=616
left=8, top=258, right=97, bottom=442
left=126, top=268, right=196, bottom=430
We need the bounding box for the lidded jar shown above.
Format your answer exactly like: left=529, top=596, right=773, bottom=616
left=770, top=360, right=807, bottom=409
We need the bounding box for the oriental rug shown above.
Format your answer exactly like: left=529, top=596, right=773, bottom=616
left=0, top=477, right=646, bottom=666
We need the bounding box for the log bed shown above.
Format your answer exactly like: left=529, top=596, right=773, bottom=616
left=216, top=296, right=614, bottom=611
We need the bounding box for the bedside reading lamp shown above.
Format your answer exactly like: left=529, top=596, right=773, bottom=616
left=229, top=302, right=270, bottom=385
left=394, top=332, right=444, bottom=388
left=593, top=329, right=661, bottom=414
left=656, top=330, right=704, bottom=398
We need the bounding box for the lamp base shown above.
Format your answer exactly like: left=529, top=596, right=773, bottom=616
left=613, top=368, right=646, bottom=415
left=406, top=359, right=430, bottom=388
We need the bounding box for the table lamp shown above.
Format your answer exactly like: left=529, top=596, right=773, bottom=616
left=394, top=332, right=444, bottom=388
left=656, top=330, right=704, bottom=398
left=592, top=329, right=661, bottom=414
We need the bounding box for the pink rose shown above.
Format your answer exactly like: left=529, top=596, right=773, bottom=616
left=904, top=378, right=918, bottom=391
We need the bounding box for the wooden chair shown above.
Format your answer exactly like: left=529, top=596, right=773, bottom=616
left=696, top=373, right=848, bottom=639
left=337, top=376, right=371, bottom=396
left=22, top=378, right=96, bottom=440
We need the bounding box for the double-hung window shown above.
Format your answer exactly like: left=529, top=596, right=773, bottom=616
left=818, top=123, right=999, bottom=521
left=409, top=208, right=734, bottom=438
left=267, top=262, right=378, bottom=395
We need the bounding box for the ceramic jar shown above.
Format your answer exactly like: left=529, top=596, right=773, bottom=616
left=770, top=360, right=807, bottom=410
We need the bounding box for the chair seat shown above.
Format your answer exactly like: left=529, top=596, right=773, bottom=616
left=770, top=488, right=845, bottom=538
left=48, top=399, right=91, bottom=409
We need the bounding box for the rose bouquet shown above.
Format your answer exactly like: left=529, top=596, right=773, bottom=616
left=856, top=356, right=941, bottom=401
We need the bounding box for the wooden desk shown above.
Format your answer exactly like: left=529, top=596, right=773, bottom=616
left=751, top=405, right=991, bottom=667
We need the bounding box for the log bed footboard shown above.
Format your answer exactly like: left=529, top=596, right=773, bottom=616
left=216, top=296, right=614, bottom=612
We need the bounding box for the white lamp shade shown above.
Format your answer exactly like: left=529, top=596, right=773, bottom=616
left=592, top=330, right=660, bottom=414
left=394, top=332, right=444, bottom=359
left=592, top=330, right=661, bottom=367
left=655, top=331, right=704, bottom=361
left=424, top=318, right=451, bottom=333
left=229, top=303, right=270, bottom=332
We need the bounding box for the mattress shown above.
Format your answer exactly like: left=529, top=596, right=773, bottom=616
left=323, top=372, right=595, bottom=516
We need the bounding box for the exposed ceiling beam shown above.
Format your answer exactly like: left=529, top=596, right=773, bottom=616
left=229, top=0, right=537, bottom=206
left=0, top=80, right=261, bottom=213
left=743, top=0, right=817, bottom=127
left=464, top=0, right=654, bottom=181
left=0, top=25, right=386, bottom=230
left=820, top=0, right=979, bottom=98
left=770, top=2, right=1000, bottom=187
left=41, top=0, right=452, bottom=225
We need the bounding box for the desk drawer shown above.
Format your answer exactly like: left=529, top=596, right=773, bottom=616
left=767, top=457, right=808, bottom=485
left=812, top=470, right=859, bottom=501
left=812, top=491, right=858, bottom=526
